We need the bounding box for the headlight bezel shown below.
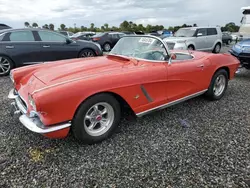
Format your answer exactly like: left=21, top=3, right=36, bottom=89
left=28, top=94, right=37, bottom=111
left=9, top=70, right=14, bottom=83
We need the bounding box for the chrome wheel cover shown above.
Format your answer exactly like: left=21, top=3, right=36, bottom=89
left=213, top=75, right=226, bottom=96
left=215, top=44, right=221, bottom=53
left=0, top=57, right=10, bottom=75
left=81, top=51, right=94, bottom=58
left=84, top=102, right=114, bottom=137
left=104, top=44, right=111, bottom=51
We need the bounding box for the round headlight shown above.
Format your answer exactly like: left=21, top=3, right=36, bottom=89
left=28, top=94, right=37, bottom=111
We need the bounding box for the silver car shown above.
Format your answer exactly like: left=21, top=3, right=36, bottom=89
left=163, top=27, right=222, bottom=53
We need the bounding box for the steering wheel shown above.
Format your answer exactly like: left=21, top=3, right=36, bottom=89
left=149, top=51, right=166, bottom=61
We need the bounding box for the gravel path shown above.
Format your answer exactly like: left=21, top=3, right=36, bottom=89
left=1, top=50, right=250, bottom=187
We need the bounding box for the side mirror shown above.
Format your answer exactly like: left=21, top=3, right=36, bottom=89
left=168, top=53, right=176, bottom=65
left=170, top=53, right=177, bottom=60
left=197, top=33, right=203, bottom=37
left=66, top=38, right=72, bottom=44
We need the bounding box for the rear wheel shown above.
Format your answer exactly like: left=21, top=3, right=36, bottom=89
left=0, top=56, right=14, bottom=76
left=72, top=93, right=121, bottom=144
left=79, top=49, right=96, bottom=58
left=205, top=69, right=228, bottom=100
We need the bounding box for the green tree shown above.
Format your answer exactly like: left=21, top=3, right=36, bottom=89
left=60, top=24, right=66, bottom=30
left=104, top=23, right=109, bottom=31
left=24, top=22, right=30, bottom=28
left=49, top=23, right=54, bottom=30
left=42, top=24, right=49, bottom=29
left=90, top=23, right=95, bottom=31
left=120, top=20, right=129, bottom=31
left=32, top=23, right=38, bottom=28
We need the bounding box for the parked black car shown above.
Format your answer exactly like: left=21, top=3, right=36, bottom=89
left=70, top=32, right=96, bottom=41
left=0, top=28, right=103, bottom=76
left=222, top=32, right=233, bottom=44
left=91, top=32, right=125, bottom=51
left=0, top=24, right=11, bottom=30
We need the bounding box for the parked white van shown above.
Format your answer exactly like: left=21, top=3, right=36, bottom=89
left=163, top=26, right=222, bottom=53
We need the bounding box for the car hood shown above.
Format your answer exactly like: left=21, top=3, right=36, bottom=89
left=164, top=37, right=193, bottom=42
left=32, top=56, right=138, bottom=86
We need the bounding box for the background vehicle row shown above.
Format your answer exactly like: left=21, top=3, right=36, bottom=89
left=0, top=28, right=103, bottom=76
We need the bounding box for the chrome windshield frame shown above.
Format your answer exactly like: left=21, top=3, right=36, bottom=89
left=109, top=35, right=171, bottom=61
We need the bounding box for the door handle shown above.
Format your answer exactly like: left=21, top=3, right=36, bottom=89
left=43, top=45, right=50, bottom=48
left=197, top=64, right=204, bottom=68
left=6, top=46, right=14, bottom=49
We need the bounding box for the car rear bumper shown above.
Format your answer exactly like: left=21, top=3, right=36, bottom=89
left=8, top=88, right=71, bottom=136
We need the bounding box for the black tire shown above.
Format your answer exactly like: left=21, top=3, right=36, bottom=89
left=212, top=43, right=221, bottom=53
left=188, top=45, right=195, bottom=51
left=103, top=43, right=111, bottom=52
left=0, top=55, right=14, bottom=76
left=72, top=93, right=121, bottom=144
left=227, top=40, right=231, bottom=45
left=205, top=69, right=228, bottom=101
left=78, top=49, right=96, bottom=58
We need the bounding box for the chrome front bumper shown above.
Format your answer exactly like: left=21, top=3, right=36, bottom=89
left=8, top=89, right=71, bottom=134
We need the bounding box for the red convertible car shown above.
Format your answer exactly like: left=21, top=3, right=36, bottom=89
left=8, top=36, right=240, bottom=144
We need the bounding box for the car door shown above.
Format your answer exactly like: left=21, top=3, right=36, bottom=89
left=37, top=30, right=78, bottom=61
left=166, top=54, right=211, bottom=102
left=0, top=30, right=42, bottom=66
left=207, top=28, right=218, bottom=49
left=195, top=28, right=208, bottom=50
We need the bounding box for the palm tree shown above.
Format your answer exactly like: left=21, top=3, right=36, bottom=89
left=24, top=22, right=30, bottom=28
left=49, top=23, right=54, bottom=30
left=32, top=23, right=38, bottom=28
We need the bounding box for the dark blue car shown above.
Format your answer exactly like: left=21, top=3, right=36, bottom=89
left=229, top=39, right=250, bottom=69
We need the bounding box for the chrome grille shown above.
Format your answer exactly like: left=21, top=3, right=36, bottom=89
left=166, top=42, right=175, bottom=50
left=16, top=93, right=28, bottom=114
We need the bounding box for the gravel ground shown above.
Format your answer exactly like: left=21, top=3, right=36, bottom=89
left=1, top=45, right=250, bottom=188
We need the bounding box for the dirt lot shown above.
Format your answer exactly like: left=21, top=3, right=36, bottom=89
left=1, top=44, right=250, bottom=188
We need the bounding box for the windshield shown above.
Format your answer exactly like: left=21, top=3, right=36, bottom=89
left=110, top=36, right=168, bottom=61
left=175, top=28, right=196, bottom=37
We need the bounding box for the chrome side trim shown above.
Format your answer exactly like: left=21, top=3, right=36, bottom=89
left=140, top=85, right=153, bottom=102
left=19, top=115, right=71, bottom=134
left=136, top=89, right=207, bottom=117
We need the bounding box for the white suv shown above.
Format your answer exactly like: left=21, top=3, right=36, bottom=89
left=163, top=27, right=222, bottom=53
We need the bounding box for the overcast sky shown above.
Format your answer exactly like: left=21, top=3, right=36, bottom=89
left=0, top=0, right=249, bottom=29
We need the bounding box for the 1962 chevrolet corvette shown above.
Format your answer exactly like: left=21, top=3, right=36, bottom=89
left=8, top=35, right=240, bottom=144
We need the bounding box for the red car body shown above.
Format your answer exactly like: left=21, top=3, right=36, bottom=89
left=8, top=45, right=240, bottom=139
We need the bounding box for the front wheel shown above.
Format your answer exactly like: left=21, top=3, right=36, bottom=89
left=205, top=69, right=228, bottom=100
left=103, top=43, right=111, bottom=52
left=79, top=49, right=96, bottom=58
left=72, top=93, right=121, bottom=144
